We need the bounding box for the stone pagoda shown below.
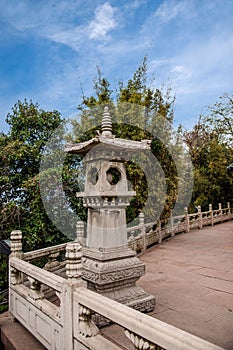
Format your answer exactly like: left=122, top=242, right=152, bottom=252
left=65, top=107, right=155, bottom=319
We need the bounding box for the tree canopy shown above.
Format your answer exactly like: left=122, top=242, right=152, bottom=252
left=0, top=100, right=68, bottom=252
left=183, top=94, right=233, bottom=210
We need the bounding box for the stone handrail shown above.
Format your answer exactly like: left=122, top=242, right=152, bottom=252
left=23, top=242, right=67, bottom=261
left=128, top=203, right=233, bottom=253
left=10, top=256, right=64, bottom=292
left=74, top=287, right=224, bottom=350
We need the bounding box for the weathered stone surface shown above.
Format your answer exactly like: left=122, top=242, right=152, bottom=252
left=65, top=106, right=155, bottom=323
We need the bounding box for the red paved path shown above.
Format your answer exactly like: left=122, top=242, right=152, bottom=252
left=102, top=221, right=233, bottom=349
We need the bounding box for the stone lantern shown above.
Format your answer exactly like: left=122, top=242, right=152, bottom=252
left=65, top=107, right=155, bottom=318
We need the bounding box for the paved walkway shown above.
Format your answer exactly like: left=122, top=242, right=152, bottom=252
left=102, top=221, right=233, bottom=349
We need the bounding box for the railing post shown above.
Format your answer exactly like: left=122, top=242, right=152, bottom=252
left=219, top=203, right=223, bottom=222
left=158, top=220, right=162, bottom=244
left=76, top=220, right=86, bottom=246
left=209, top=204, right=214, bottom=226
left=170, top=210, right=175, bottom=237
left=65, top=241, right=86, bottom=287
left=139, top=212, right=146, bottom=252
left=227, top=202, right=231, bottom=215
left=63, top=242, right=87, bottom=350
left=10, top=230, right=23, bottom=259
left=185, top=207, right=190, bottom=233
left=9, top=230, right=23, bottom=321
left=198, top=205, right=203, bottom=229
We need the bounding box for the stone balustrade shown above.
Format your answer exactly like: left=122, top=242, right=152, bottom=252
left=7, top=203, right=232, bottom=350
left=8, top=255, right=224, bottom=350
left=127, top=202, right=233, bottom=253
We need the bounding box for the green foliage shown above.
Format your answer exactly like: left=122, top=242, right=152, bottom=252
left=183, top=95, right=233, bottom=210
left=0, top=100, right=67, bottom=250
left=65, top=57, right=177, bottom=223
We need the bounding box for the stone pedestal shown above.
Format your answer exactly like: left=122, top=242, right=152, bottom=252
left=82, top=247, right=155, bottom=326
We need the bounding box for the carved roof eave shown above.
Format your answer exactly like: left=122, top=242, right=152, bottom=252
left=65, top=136, right=151, bottom=154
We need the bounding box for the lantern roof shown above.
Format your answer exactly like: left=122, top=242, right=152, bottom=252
left=65, top=106, right=151, bottom=154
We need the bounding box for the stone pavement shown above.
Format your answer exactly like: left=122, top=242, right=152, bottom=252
left=1, top=221, right=233, bottom=349
left=102, top=221, right=233, bottom=349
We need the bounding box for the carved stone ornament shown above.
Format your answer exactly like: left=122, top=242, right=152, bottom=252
left=10, top=267, right=21, bottom=285
left=27, top=277, right=44, bottom=300
left=125, top=329, right=157, bottom=350
left=65, top=242, right=83, bottom=280
left=78, top=305, right=99, bottom=337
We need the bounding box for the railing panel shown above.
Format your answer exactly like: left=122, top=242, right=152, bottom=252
left=74, top=287, right=224, bottom=350
left=10, top=257, right=64, bottom=292
left=9, top=288, right=63, bottom=349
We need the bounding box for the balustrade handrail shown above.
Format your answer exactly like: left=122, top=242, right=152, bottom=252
left=23, top=242, right=67, bottom=261
left=75, top=287, right=223, bottom=350
left=10, top=256, right=65, bottom=292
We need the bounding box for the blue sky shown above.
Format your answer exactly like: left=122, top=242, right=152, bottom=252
left=0, top=0, right=233, bottom=132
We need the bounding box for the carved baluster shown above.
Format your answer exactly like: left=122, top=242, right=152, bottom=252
left=66, top=242, right=86, bottom=287
left=10, top=230, right=23, bottom=258
left=170, top=210, right=174, bottom=237
left=78, top=304, right=99, bottom=337
left=227, top=202, right=231, bottom=215
left=158, top=220, right=162, bottom=244
left=10, top=230, right=23, bottom=285
left=125, top=329, right=160, bottom=350
left=76, top=221, right=86, bottom=246
left=219, top=203, right=223, bottom=222
left=44, top=252, right=60, bottom=271
left=209, top=204, right=214, bottom=226
left=184, top=207, right=190, bottom=233
left=139, top=212, right=146, bottom=251
left=27, top=277, right=44, bottom=300
left=10, top=267, right=22, bottom=285
left=198, top=205, right=202, bottom=229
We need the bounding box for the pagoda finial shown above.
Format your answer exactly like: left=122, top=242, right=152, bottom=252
left=102, top=106, right=112, bottom=138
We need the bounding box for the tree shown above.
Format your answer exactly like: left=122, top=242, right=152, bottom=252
left=204, top=93, right=233, bottom=145
left=0, top=100, right=67, bottom=251
left=183, top=95, right=233, bottom=210
left=64, top=58, right=183, bottom=225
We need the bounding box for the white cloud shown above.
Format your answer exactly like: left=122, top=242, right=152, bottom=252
left=154, top=0, right=189, bottom=21
left=88, top=3, right=117, bottom=40
left=0, top=1, right=118, bottom=51
left=124, top=0, right=146, bottom=10
left=48, top=3, right=117, bottom=51
left=48, top=27, right=86, bottom=51
left=170, top=65, right=192, bottom=81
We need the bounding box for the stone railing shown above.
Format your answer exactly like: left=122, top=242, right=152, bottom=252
left=128, top=202, right=233, bottom=253
left=74, top=287, right=223, bottom=350
left=8, top=230, right=224, bottom=350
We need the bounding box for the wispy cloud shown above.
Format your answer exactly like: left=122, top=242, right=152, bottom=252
left=45, top=3, right=118, bottom=51
left=154, top=0, right=190, bottom=22
left=88, top=3, right=117, bottom=40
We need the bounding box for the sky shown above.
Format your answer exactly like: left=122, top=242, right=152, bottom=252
left=0, top=0, right=233, bottom=133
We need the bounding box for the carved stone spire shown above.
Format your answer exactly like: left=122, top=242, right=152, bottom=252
left=101, top=106, right=112, bottom=138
